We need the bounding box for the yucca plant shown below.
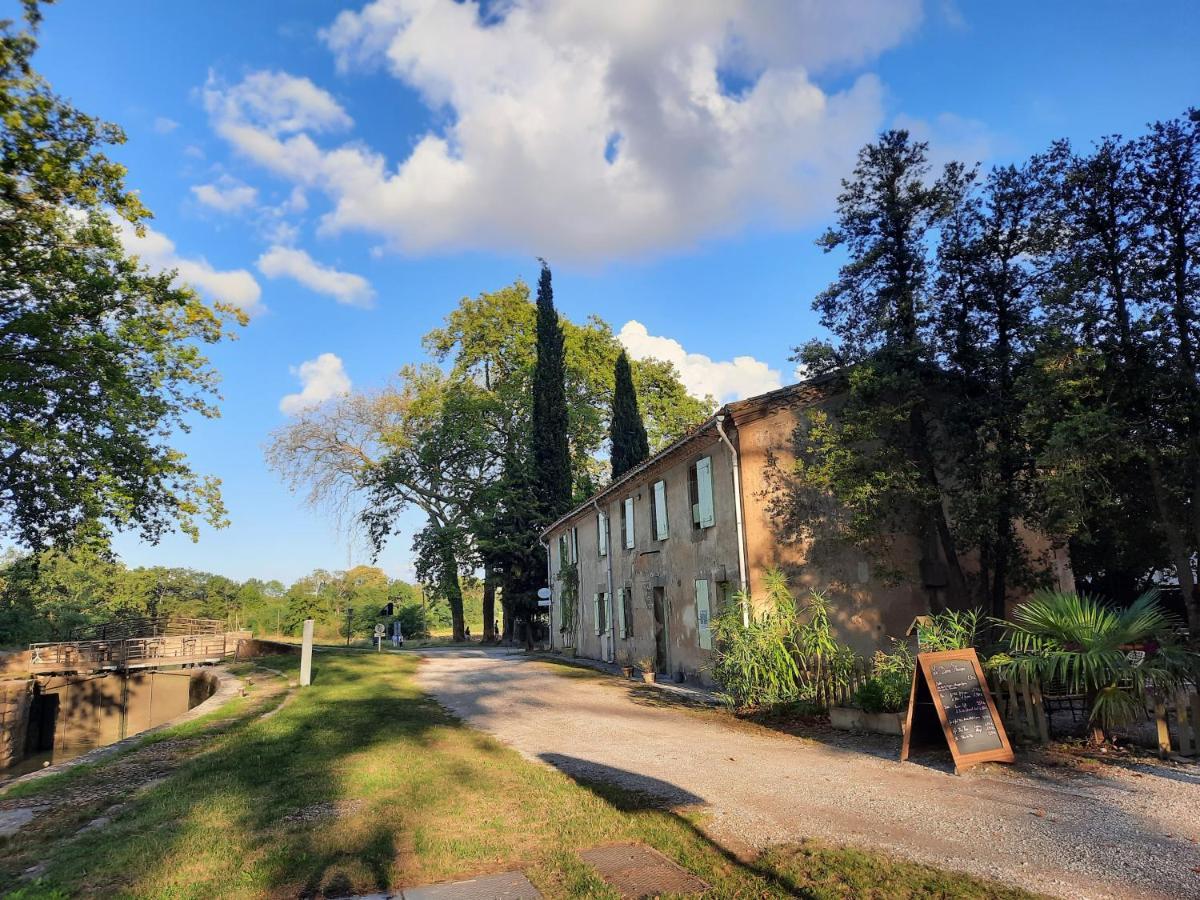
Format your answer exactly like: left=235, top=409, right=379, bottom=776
left=991, top=590, right=1199, bottom=744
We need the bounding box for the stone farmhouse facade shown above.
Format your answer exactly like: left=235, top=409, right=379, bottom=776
left=541, top=376, right=1074, bottom=684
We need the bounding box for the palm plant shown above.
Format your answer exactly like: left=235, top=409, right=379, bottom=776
left=992, top=590, right=1199, bottom=743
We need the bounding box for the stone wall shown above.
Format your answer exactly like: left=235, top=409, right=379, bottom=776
left=0, top=679, right=34, bottom=769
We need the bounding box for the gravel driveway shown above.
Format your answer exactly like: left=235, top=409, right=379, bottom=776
left=417, top=647, right=1200, bottom=900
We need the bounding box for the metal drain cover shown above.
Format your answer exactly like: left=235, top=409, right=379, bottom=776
left=579, top=843, right=709, bottom=898
left=402, top=871, right=541, bottom=899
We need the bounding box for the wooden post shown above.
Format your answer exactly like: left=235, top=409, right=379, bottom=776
left=300, top=619, right=314, bottom=687
left=1178, top=689, right=1199, bottom=757
left=1190, top=691, right=1200, bottom=758
left=1153, top=698, right=1171, bottom=758
left=1006, top=678, right=1023, bottom=739
left=1029, top=679, right=1050, bottom=745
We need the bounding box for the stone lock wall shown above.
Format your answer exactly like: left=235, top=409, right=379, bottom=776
left=0, top=679, right=34, bottom=769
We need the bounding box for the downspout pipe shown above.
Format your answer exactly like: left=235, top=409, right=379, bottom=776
left=715, top=415, right=750, bottom=628
left=593, top=499, right=616, bottom=663
left=540, top=536, right=551, bottom=650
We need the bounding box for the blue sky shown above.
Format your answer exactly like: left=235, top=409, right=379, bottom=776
left=13, top=1, right=1200, bottom=584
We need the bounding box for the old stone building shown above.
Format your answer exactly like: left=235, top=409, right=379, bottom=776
left=541, top=376, right=1074, bottom=683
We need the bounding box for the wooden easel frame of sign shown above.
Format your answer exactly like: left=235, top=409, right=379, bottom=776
left=900, top=648, right=1014, bottom=774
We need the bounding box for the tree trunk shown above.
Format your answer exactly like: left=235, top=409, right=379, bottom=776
left=482, top=569, right=496, bottom=642
left=909, top=405, right=970, bottom=606
left=439, top=539, right=466, bottom=642
left=1147, top=456, right=1200, bottom=638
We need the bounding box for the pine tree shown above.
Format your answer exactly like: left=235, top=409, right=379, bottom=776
left=531, top=260, right=573, bottom=518
left=610, top=350, right=650, bottom=479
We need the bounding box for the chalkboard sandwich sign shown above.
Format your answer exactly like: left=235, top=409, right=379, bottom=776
left=900, top=648, right=1013, bottom=774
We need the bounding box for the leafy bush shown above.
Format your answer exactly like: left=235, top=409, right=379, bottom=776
left=852, top=675, right=907, bottom=714
left=853, top=641, right=914, bottom=713
left=711, top=569, right=859, bottom=710
left=915, top=608, right=982, bottom=652
left=992, top=589, right=1200, bottom=742
left=394, top=601, right=430, bottom=639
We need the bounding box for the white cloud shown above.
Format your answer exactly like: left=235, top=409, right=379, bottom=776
left=280, top=353, right=352, bottom=414
left=204, top=1, right=922, bottom=261
left=203, top=69, right=352, bottom=136
left=191, top=176, right=259, bottom=213
left=617, top=320, right=781, bottom=403
left=114, top=219, right=264, bottom=315
left=153, top=116, right=179, bottom=134
left=257, top=246, right=375, bottom=307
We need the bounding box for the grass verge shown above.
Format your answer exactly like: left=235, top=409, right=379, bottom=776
left=1, top=652, right=1038, bottom=898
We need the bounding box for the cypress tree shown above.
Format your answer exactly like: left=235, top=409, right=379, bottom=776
left=610, top=350, right=650, bottom=479
left=531, top=260, right=572, bottom=518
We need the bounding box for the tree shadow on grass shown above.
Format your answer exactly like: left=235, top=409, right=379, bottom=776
left=537, top=753, right=800, bottom=896
left=13, top=653, right=457, bottom=898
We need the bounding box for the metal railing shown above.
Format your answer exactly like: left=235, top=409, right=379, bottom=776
left=68, top=616, right=224, bottom=642
left=28, top=631, right=233, bottom=673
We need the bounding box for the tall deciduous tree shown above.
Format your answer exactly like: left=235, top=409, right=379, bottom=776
left=531, top=261, right=572, bottom=518
left=794, top=131, right=970, bottom=607
left=609, top=350, right=650, bottom=479
left=0, top=5, right=240, bottom=549
left=935, top=160, right=1052, bottom=617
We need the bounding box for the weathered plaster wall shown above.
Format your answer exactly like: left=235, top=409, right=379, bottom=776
left=550, top=433, right=741, bottom=683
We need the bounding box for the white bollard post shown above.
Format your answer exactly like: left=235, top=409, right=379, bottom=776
left=300, top=618, right=314, bottom=686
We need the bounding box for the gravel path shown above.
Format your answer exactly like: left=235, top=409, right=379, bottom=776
left=417, top=648, right=1200, bottom=900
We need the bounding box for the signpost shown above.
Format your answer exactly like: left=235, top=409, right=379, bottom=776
left=300, top=618, right=314, bottom=687
left=900, top=648, right=1013, bottom=774
left=374, top=622, right=385, bottom=652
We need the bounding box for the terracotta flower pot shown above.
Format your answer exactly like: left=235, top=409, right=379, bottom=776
left=621, top=666, right=634, bottom=679
left=641, top=670, right=656, bottom=684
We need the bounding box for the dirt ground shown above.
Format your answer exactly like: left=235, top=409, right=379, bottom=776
left=417, top=647, right=1200, bottom=900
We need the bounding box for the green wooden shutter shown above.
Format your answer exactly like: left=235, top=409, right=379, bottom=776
left=696, top=456, right=715, bottom=528
left=653, top=480, right=668, bottom=539
left=616, top=586, right=626, bottom=638
left=597, top=511, right=607, bottom=556
left=624, top=497, right=635, bottom=548
left=695, top=579, right=712, bottom=649
left=593, top=592, right=601, bottom=635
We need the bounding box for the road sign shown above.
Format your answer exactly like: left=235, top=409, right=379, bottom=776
left=537, top=587, right=552, bottom=599
left=374, top=623, right=386, bottom=637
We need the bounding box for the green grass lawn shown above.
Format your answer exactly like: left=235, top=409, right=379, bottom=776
left=1, top=652, right=1038, bottom=899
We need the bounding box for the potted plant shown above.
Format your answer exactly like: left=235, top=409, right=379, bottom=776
left=636, top=656, right=656, bottom=683
left=618, top=652, right=634, bottom=679
left=830, top=643, right=912, bottom=736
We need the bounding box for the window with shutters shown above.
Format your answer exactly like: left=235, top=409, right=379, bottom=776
left=569, top=526, right=578, bottom=562
left=622, top=496, right=635, bottom=549
left=593, top=592, right=607, bottom=635
left=621, top=587, right=634, bottom=639
left=557, top=534, right=569, bottom=568
left=695, top=578, right=713, bottom=649
left=597, top=510, right=608, bottom=557
left=688, top=456, right=715, bottom=529
left=650, top=479, right=669, bottom=540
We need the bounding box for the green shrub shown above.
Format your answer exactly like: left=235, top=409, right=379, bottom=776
left=916, top=607, right=982, bottom=652
left=852, top=672, right=910, bottom=713
left=710, top=569, right=859, bottom=711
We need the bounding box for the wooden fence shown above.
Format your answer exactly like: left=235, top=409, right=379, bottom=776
left=986, top=672, right=1200, bottom=758
left=799, top=655, right=1199, bottom=757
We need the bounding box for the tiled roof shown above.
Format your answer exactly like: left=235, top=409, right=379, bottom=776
left=539, top=371, right=840, bottom=538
